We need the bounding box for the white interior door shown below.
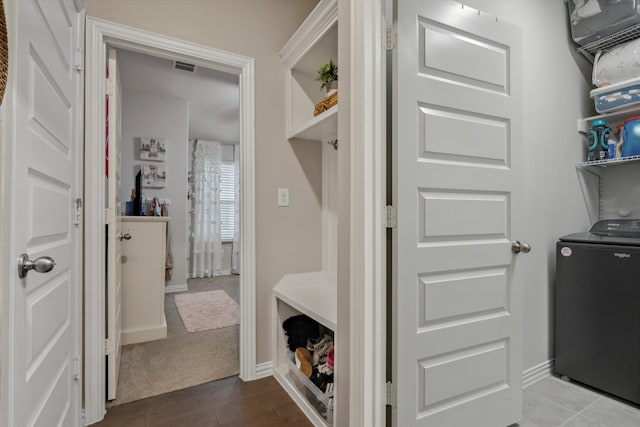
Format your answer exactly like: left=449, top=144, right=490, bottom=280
left=392, top=1, right=524, bottom=426
left=106, top=47, right=123, bottom=401
left=7, top=0, right=83, bottom=425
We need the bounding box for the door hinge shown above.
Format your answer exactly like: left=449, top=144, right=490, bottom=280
left=75, top=48, right=84, bottom=72
left=106, top=74, right=115, bottom=97
left=72, top=356, right=81, bottom=381
left=386, top=381, right=396, bottom=407
left=74, top=197, right=82, bottom=226
left=384, top=205, right=397, bottom=228
left=385, top=27, right=396, bottom=51
left=105, top=208, right=115, bottom=225
left=105, top=338, right=114, bottom=356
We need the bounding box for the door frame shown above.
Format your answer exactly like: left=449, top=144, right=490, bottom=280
left=340, top=0, right=387, bottom=425
left=83, top=17, right=256, bottom=424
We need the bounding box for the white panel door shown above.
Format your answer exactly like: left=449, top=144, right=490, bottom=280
left=393, top=1, right=524, bottom=426
left=106, top=47, right=123, bottom=401
left=8, top=0, right=83, bottom=426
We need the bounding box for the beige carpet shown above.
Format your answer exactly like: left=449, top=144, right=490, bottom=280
left=107, top=275, right=240, bottom=407
left=175, top=289, right=239, bottom=332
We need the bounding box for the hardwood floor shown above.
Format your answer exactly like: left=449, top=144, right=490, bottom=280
left=94, top=376, right=313, bottom=427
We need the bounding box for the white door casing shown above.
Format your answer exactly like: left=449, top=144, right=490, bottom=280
left=393, top=1, right=523, bottom=426
left=5, top=0, right=84, bottom=426
left=84, top=18, right=256, bottom=424
left=106, top=47, right=123, bottom=401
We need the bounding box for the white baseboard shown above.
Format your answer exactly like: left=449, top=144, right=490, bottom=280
left=523, top=358, right=555, bottom=388
left=165, top=283, right=188, bottom=294
left=121, top=316, right=168, bottom=345
left=255, top=361, right=273, bottom=379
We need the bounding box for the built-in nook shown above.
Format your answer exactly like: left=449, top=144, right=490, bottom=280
left=272, top=1, right=340, bottom=425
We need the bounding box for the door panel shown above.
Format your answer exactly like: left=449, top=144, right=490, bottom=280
left=393, top=0, right=523, bottom=425
left=106, top=47, right=123, bottom=401
left=10, top=0, right=83, bottom=426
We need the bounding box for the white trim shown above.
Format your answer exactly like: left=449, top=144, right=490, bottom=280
left=164, top=283, right=188, bottom=294
left=279, top=0, right=338, bottom=69
left=348, top=0, right=387, bottom=426
left=0, top=3, right=17, bottom=426
left=523, top=359, right=555, bottom=389
left=255, top=361, right=273, bottom=379
left=121, top=321, right=167, bottom=346
left=84, top=17, right=256, bottom=425
left=72, top=8, right=86, bottom=427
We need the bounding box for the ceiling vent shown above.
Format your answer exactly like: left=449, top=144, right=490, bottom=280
left=173, top=60, right=196, bottom=73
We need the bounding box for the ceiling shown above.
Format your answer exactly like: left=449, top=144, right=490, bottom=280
left=117, top=49, right=240, bottom=142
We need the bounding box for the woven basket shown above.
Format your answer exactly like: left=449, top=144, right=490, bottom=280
left=313, top=91, right=338, bottom=117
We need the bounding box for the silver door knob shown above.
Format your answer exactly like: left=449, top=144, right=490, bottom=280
left=118, top=232, right=132, bottom=241
left=511, top=241, right=531, bottom=254
left=17, top=253, right=56, bottom=278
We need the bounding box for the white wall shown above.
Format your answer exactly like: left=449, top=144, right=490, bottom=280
left=120, top=90, right=190, bottom=290
left=461, top=0, right=594, bottom=372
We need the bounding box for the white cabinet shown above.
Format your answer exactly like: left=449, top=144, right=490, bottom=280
left=273, top=0, right=339, bottom=425
left=576, top=109, right=640, bottom=223
left=120, top=216, right=169, bottom=345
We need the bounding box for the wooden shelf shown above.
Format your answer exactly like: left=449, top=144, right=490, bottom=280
left=288, top=105, right=338, bottom=141
left=273, top=271, right=337, bottom=330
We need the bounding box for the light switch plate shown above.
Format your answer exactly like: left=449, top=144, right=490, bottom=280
left=278, top=188, right=289, bottom=207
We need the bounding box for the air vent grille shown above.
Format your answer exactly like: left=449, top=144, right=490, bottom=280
left=173, top=60, right=196, bottom=73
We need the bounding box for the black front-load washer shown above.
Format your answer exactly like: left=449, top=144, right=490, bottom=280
left=556, top=219, right=640, bottom=404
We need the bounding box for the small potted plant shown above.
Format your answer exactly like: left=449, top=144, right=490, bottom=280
left=317, top=59, right=338, bottom=95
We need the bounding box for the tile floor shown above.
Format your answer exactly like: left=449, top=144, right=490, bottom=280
left=520, top=376, right=640, bottom=427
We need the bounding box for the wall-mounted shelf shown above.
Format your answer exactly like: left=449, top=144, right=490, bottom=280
left=577, top=155, right=640, bottom=170
left=578, top=108, right=640, bottom=133
left=577, top=23, right=640, bottom=62
left=289, top=105, right=338, bottom=141
left=280, top=0, right=338, bottom=142
left=575, top=155, right=640, bottom=224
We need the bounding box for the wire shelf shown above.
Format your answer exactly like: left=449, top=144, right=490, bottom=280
left=576, top=154, right=640, bottom=168
left=577, top=23, right=640, bottom=62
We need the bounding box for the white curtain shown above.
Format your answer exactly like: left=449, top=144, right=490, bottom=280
left=231, top=144, right=240, bottom=274
left=191, top=140, right=223, bottom=278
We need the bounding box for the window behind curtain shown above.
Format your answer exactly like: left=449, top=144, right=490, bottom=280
left=220, top=161, right=236, bottom=241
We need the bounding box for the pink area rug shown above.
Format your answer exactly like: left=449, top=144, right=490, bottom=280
left=174, top=290, right=239, bottom=332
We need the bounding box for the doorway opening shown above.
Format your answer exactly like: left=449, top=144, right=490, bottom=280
left=84, top=18, right=256, bottom=425
left=106, top=47, right=243, bottom=407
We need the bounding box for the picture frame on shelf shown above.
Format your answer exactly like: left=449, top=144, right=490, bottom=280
left=141, top=164, right=166, bottom=188
left=140, top=137, right=166, bottom=161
